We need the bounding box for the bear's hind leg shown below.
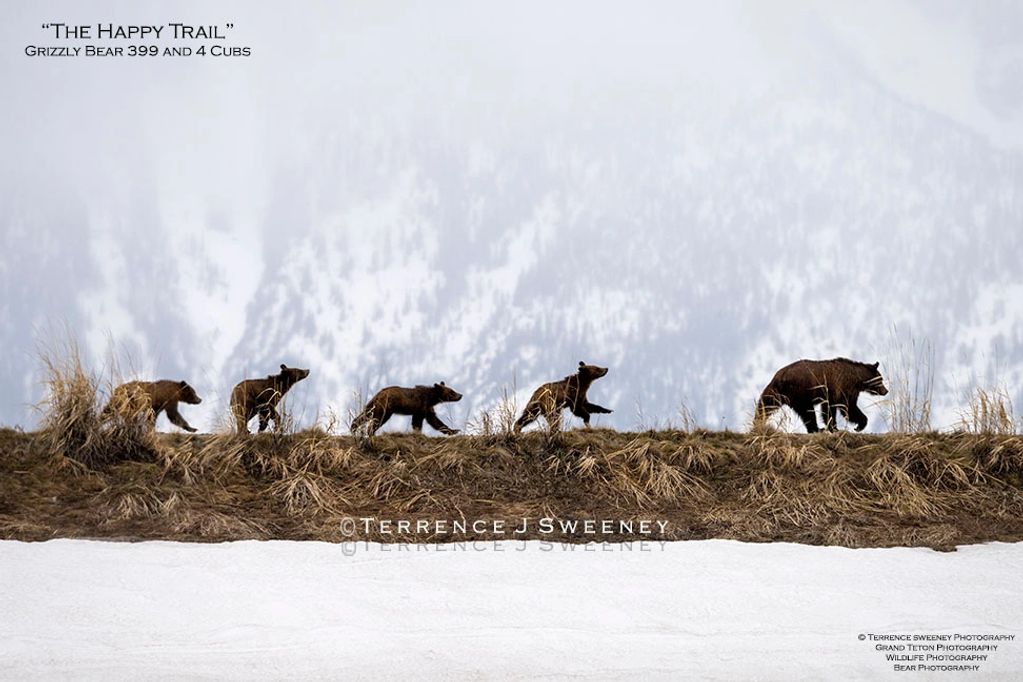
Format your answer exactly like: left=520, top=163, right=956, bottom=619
left=819, top=401, right=837, bottom=431
left=796, top=403, right=820, bottom=433
left=349, top=409, right=368, bottom=434
left=351, top=405, right=381, bottom=435
left=257, top=407, right=274, bottom=433
left=368, top=409, right=393, bottom=436
left=754, top=389, right=784, bottom=426
left=542, top=406, right=563, bottom=433
left=514, top=402, right=542, bottom=433
left=234, top=405, right=251, bottom=434
left=411, top=413, right=425, bottom=432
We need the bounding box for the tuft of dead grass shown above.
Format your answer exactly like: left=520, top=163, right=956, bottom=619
left=882, top=326, right=935, bottom=432
left=570, top=437, right=711, bottom=508
left=36, top=336, right=157, bottom=467
left=958, top=386, right=1017, bottom=435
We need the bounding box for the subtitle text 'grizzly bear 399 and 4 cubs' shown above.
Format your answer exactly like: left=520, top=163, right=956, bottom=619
left=755, top=357, right=889, bottom=433
left=230, top=364, right=311, bottom=433
left=514, top=361, right=613, bottom=432
left=104, top=380, right=203, bottom=433
left=351, top=382, right=463, bottom=436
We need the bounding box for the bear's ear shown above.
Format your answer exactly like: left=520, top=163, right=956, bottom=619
left=179, top=380, right=187, bottom=388
left=280, top=364, right=287, bottom=371
left=439, top=381, right=446, bottom=386
left=873, top=361, right=879, bottom=369
left=579, top=360, right=585, bottom=368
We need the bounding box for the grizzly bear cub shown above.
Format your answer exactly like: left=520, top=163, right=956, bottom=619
left=351, top=382, right=463, bottom=436
left=755, top=358, right=889, bottom=433
left=230, top=364, right=310, bottom=433
left=514, top=361, right=613, bottom=432
left=105, top=380, right=203, bottom=433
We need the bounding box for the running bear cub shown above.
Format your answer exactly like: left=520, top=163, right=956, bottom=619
left=230, top=364, right=311, bottom=433
left=756, top=358, right=888, bottom=433
left=105, top=380, right=203, bottom=433
left=514, top=361, right=613, bottom=432
left=351, top=382, right=463, bottom=436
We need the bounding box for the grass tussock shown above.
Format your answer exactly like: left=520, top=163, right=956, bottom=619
left=882, top=327, right=935, bottom=432
left=37, top=338, right=157, bottom=467
left=588, top=438, right=712, bottom=508
left=959, top=386, right=1018, bottom=435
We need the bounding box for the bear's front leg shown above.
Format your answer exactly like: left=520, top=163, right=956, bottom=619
left=819, top=402, right=838, bottom=431
left=571, top=406, right=591, bottom=426
left=514, top=402, right=542, bottom=433
left=425, top=409, right=458, bottom=435
left=166, top=404, right=198, bottom=433
left=847, top=403, right=868, bottom=431
left=584, top=401, right=613, bottom=415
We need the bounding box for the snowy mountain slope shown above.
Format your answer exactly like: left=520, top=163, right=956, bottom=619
left=211, top=81, right=1023, bottom=431
left=1, top=2, right=1020, bottom=431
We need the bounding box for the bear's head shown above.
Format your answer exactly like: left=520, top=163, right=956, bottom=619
left=279, top=364, right=311, bottom=385
left=577, top=360, right=609, bottom=381
left=177, top=381, right=202, bottom=405
left=862, top=362, right=888, bottom=396
left=432, top=381, right=462, bottom=403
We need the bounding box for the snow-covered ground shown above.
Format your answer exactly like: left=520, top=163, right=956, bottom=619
left=1, top=539, right=1021, bottom=680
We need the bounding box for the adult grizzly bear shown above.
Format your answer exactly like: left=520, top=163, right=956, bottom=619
left=350, top=382, right=463, bottom=436
left=755, top=358, right=888, bottom=433
left=104, top=380, right=203, bottom=433
left=230, top=364, right=310, bottom=433
left=514, top=361, right=613, bottom=432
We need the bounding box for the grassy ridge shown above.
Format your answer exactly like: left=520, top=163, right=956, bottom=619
left=2, top=427, right=1022, bottom=549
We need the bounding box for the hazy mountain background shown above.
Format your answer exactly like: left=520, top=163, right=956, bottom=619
left=2, top=1, right=1021, bottom=432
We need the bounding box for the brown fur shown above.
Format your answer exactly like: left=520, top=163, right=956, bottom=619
left=351, top=382, right=463, bottom=436
left=230, top=364, right=310, bottom=433
left=756, top=357, right=889, bottom=433
left=105, top=380, right=203, bottom=433
left=515, top=361, right=613, bottom=432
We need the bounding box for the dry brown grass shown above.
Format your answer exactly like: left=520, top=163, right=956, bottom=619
left=36, top=337, right=158, bottom=467
left=882, top=327, right=935, bottom=432
left=466, top=385, right=520, bottom=438
left=12, top=339, right=1023, bottom=550
left=3, top=426, right=1022, bottom=549
left=577, top=437, right=712, bottom=508
left=958, top=386, right=1018, bottom=435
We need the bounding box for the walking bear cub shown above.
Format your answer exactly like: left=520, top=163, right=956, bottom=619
left=755, top=358, right=888, bottom=433
left=514, top=361, right=613, bottom=432
left=230, top=364, right=310, bottom=433
left=105, top=380, right=203, bottom=433
left=351, top=382, right=463, bottom=436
